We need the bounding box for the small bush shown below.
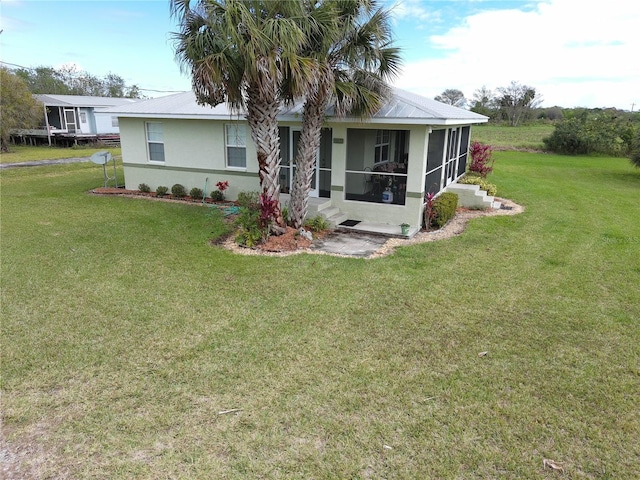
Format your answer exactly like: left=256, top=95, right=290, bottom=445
left=210, top=190, right=224, bottom=202
left=432, top=192, right=458, bottom=228
left=190, top=187, right=204, bottom=200
left=138, top=183, right=151, bottom=193
left=171, top=184, right=187, bottom=198
left=234, top=207, right=263, bottom=247
left=237, top=191, right=260, bottom=209
left=303, top=215, right=329, bottom=232
left=155, top=186, right=168, bottom=197
left=459, top=174, right=498, bottom=196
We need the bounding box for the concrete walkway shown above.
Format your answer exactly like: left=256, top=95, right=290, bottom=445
left=0, top=157, right=91, bottom=169
left=311, top=231, right=388, bottom=257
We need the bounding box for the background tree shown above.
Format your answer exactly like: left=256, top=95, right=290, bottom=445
left=470, top=85, right=497, bottom=118
left=15, top=65, right=142, bottom=98
left=630, top=129, right=640, bottom=168
left=434, top=88, right=466, bottom=108
left=287, top=0, right=401, bottom=228
left=0, top=68, right=43, bottom=152
left=172, top=0, right=315, bottom=231
left=496, top=81, right=541, bottom=126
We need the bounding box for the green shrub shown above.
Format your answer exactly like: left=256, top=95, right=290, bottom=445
left=237, top=191, right=260, bottom=209
left=234, top=206, right=263, bottom=247
left=303, top=215, right=329, bottom=232
left=171, top=184, right=187, bottom=198
left=210, top=190, right=224, bottom=201
left=543, top=114, right=635, bottom=156
left=629, top=129, right=640, bottom=168
left=190, top=187, right=204, bottom=200
left=155, top=186, right=168, bottom=197
left=138, top=183, right=151, bottom=193
left=459, top=174, right=498, bottom=196
left=433, top=192, right=458, bottom=228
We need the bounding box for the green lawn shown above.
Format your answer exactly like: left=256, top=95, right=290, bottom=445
left=2, top=155, right=639, bottom=478
left=0, top=145, right=122, bottom=163
left=471, top=123, right=554, bottom=150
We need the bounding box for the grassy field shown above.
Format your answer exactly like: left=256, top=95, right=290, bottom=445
left=2, top=154, right=639, bottom=478
left=0, top=145, right=122, bottom=163
left=471, top=123, right=554, bottom=150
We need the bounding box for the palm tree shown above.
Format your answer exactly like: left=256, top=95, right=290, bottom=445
left=287, top=0, right=402, bottom=228
left=171, top=0, right=315, bottom=230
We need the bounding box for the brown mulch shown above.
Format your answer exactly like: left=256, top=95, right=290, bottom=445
left=90, top=187, right=222, bottom=205
left=258, top=227, right=312, bottom=252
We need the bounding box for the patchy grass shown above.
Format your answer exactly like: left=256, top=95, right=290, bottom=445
left=1, top=155, right=639, bottom=479
left=471, top=123, right=554, bottom=150
left=0, top=145, right=121, bottom=163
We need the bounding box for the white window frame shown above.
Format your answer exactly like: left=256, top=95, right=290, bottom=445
left=111, top=116, right=119, bottom=127
left=225, top=123, right=247, bottom=169
left=374, top=129, right=390, bottom=164
left=145, top=122, right=165, bottom=163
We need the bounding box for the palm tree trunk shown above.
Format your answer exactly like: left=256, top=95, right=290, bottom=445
left=245, top=69, right=286, bottom=231
left=290, top=82, right=331, bottom=229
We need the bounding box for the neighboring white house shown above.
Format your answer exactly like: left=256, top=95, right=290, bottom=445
left=17, top=94, right=139, bottom=145
left=103, top=88, right=488, bottom=233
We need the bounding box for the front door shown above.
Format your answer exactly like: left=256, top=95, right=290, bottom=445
left=445, top=127, right=459, bottom=185
left=64, top=108, right=77, bottom=133
left=291, top=129, right=319, bottom=198
left=280, top=128, right=319, bottom=197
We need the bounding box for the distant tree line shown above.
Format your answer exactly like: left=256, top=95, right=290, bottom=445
left=543, top=109, right=639, bottom=158
left=434, top=81, right=542, bottom=127
left=14, top=64, right=144, bottom=98
left=435, top=82, right=640, bottom=163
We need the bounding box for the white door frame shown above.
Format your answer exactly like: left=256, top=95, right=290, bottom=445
left=63, top=108, right=77, bottom=133
left=289, top=128, right=319, bottom=198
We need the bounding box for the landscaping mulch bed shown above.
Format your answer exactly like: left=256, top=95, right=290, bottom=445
left=91, top=187, right=223, bottom=205
left=90, top=187, right=525, bottom=258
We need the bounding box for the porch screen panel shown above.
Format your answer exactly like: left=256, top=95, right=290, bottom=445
left=458, top=126, right=470, bottom=176
left=345, top=128, right=409, bottom=205
left=319, top=128, right=332, bottom=198
left=425, top=129, right=446, bottom=194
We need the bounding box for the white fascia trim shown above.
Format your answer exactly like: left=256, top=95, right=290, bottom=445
left=113, top=113, right=488, bottom=126
left=277, top=115, right=488, bottom=126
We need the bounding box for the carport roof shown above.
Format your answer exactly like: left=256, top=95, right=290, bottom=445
left=34, top=94, right=139, bottom=108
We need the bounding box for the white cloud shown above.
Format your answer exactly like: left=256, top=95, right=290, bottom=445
left=394, top=0, right=640, bottom=108
left=390, top=0, right=440, bottom=22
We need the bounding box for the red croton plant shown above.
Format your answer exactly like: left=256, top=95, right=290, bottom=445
left=469, top=141, right=494, bottom=178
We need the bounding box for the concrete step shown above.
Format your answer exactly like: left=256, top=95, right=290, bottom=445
left=446, top=183, right=496, bottom=210
left=325, top=212, right=348, bottom=227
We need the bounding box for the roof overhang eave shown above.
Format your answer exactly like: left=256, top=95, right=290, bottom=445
left=109, top=112, right=489, bottom=126
left=105, top=113, right=246, bottom=121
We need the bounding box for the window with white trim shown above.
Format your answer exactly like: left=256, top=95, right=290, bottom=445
left=146, top=122, right=165, bottom=162
left=225, top=123, right=246, bottom=168
left=111, top=116, right=119, bottom=127
left=374, top=129, right=390, bottom=164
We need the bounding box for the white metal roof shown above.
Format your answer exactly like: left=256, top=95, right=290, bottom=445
left=34, top=94, right=139, bottom=108
left=101, top=88, right=487, bottom=125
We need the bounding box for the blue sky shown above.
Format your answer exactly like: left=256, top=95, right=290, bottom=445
left=1, top=0, right=638, bottom=109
